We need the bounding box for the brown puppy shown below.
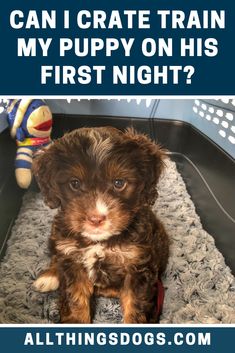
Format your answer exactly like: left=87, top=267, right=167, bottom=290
left=33, top=127, right=169, bottom=323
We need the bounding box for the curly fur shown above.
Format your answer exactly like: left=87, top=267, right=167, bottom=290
left=32, top=127, right=169, bottom=323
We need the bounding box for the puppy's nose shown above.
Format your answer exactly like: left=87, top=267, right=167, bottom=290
left=88, top=214, right=106, bottom=227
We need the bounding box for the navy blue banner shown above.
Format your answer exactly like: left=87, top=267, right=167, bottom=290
left=0, top=0, right=234, bottom=94
left=0, top=326, right=234, bottom=353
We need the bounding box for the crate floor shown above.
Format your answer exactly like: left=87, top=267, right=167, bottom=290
left=0, top=159, right=234, bottom=324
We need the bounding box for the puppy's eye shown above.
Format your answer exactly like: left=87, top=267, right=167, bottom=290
left=69, top=178, right=81, bottom=191
left=113, top=179, right=127, bottom=191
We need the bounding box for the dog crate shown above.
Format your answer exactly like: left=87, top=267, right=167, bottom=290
left=0, top=98, right=234, bottom=324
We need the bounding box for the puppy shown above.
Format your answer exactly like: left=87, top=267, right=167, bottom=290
left=33, top=127, right=169, bottom=323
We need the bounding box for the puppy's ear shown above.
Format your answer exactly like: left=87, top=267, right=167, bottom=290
left=124, top=128, right=166, bottom=206
left=32, top=145, right=61, bottom=209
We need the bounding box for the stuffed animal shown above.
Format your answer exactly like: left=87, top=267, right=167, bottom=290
left=7, top=99, right=53, bottom=189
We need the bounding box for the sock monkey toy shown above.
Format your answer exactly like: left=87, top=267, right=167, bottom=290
left=7, top=99, right=53, bottom=189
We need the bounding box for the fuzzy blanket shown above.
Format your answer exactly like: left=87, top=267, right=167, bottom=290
left=0, top=159, right=234, bottom=324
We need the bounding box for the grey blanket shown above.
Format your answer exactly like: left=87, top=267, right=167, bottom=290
left=0, top=159, right=234, bottom=323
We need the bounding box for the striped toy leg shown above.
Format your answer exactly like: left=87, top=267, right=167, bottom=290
left=15, top=147, right=33, bottom=188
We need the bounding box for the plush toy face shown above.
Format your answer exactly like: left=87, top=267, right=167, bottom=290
left=7, top=99, right=53, bottom=141
left=27, top=105, right=52, bottom=138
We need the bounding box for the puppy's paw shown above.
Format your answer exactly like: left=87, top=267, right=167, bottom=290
left=33, top=272, right=60, bottom=293
left=123, top=314, right=147, bottom=324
